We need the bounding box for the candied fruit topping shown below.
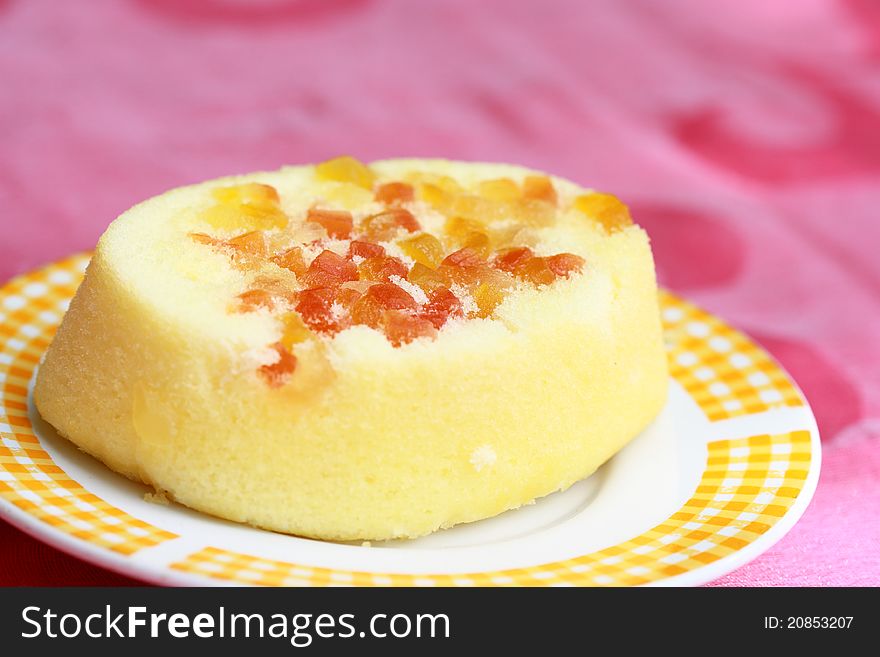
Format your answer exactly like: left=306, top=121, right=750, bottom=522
left=546, top=253, right=585, bottom=278
left=382, top=310, right=437, bottom=347
left=522, top=175, right=558, bottom=205
left=375, top=182, right=415, bottom=205
left=315, top=155, right=376, bottom=189
left=419, top=287, right=463, bottom=328
left=190, top=162, right=606, bottom=386
left=361, top=208, right=421, bottom=240
left=271, top=247, right=307, bottom=277
left=307, top=208, right=353, bottom=239
left=349, top=240, right=386, bottom=259
left=205, top=183, right=287, bottom=231
left=398, top=233, right=444, bottom=269
left=573, top=193, right=632, bottom=232
left=301, top=250, right=359, bottom=288
left=358, top=255, right=409, bottom=283
left=258, top=343, right=297, bottom=388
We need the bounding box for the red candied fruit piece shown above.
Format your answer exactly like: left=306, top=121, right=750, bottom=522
left=374, top=182, right=415, bottom=205
left=271, top=246, right=307, bottom=277
left=419, top=287, right=463, bottom=329
left=296, top=287, right=343, bottom=334
left=546, top=253, right=585, bottom=278
left=358, top=255, right=409, bottom=283
left=307, top=208, right=353, bottom=239
left=442, top=247, right=484, bottom=268
left=383, top=310, right=437, bottom=346
left=351, top=283, right=418, bottom=329
left=258, top=343, right=297, bottom=388
left=493, top=246, right=534, bottom=273
left=349, top=240, right=385, bottom=259
left=301, top=250, right=359, bottom=288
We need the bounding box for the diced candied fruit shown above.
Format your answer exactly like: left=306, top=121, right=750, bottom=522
left=349, top=240, right=386, bottom=259
left=225, top=230, right=269, bottom=257
left=416, top=182, right=453, bottom=212
left=365, top=282, right=419, bottom=311
left=334, top=285, right=365, bottom=311
left=444, top=216, right=485, bottom=246
left=398, top=233, right=444, bottom=269
left=375, top=182, right=415, bottom=205
left=279, top=312, right=313, bottom=350
left=213, top=183, right=280, bottom=206
left=320, top=182, right=374, bottom=210
left=382, top=310, right=437, bottom=346
left=419, top=287, right=463, bottom=329
left=307, top=208, right=353, bottom=239
left=478, top=178, right=520, bottom=202
left=350, top=293, right=384, bottom=329
left=493, top=246, right=535, bottom=273
left=258, top=343, right=297, bottom=388
left=472, top=282, right=506, bottom=318
left=512, top=198, right=556, bottom=227
left=296, top=287, right=342, bottom=334
left=407, top=262, right=450, bottom=292
left=518, top=256, right=556, bottom=286
left=573, top=193, right=632, bottom=232
left=271, top=246, right=307, bottom=277
left=522, top=175, right=558, bottom=205
left=546, top=253, right=585, bottom=278
left=300, top=250, right=359, bottom=288
left=463, top=231, right=491, bottom=259
left=358, top=255, right=409, bottom=283
left=442, top=247, right=484, bottom=268
left=315, top=156, right=376, bottom=189
left=205, top=184, right=287, bottom=231
left=360, top=208, right=421, bottom=240
left=235, top=288, right=276, bottom=313
left=189, top=232, right=222, bottom=247
left=451, top=194, right=508, bottom=224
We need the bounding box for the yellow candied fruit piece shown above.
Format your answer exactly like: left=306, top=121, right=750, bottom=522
left=478, top=177, right=520, bottom=202
left=463, top=231, right=491, bottom=259
left=417, top=182, right=453, bottom=212
left=280, top=312, right=313, bottom=351
left=472, top=282, right=505, bottom=319
left=512, top=198, right=556, bottom=227
left=490, top=224, right=538, bottom=249
left=398, top=233, right=445, bottom=269
left=444, top=216, right=485, bottom=243
left=573, top=193, right=633, bottom=232
left=315, top=155, right=376, bottom=190
left=408, top=262, right=449, bottom=292
left=212, top=183, right=280, bottom=206
left=451, top=194, right=510, bottom=224
left=320, top=182, right=374, bottom=210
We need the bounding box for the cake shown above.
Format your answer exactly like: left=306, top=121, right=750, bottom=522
left=33, top=157, right=668, bottom=541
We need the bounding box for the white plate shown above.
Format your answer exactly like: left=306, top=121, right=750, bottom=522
left=0, top=254, right=820, bottom=586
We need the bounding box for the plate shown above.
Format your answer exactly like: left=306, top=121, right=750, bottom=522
left=0, top=254, right=820, bottom=586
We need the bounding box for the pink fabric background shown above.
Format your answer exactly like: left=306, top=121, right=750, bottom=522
left=1, top=0, right=878, bottom=586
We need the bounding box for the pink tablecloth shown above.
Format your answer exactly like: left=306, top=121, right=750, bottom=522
left=1, top=0, right=878, bottom=586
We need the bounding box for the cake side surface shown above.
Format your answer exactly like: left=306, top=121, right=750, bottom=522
left=34, top=159, right=667, bottom=540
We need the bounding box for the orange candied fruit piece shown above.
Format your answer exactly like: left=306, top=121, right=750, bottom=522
left=307, top=208, right=353, bottom=239
left=348, top=240, right=386, bottom=260
left=360, top=208, right=421, bottom=241
left=235, top=288, right=276, bottom=313
left=271, top=246, right=307, bottom=277
left=300, top=250, right=359, bottom=288
left=407, top=262, right=449, bottom=292
left=442, top=247, right=484, bottom=268
left=351, top=282, right=418, bottom=329
left=419, top=287, right=463, bottom=329
left=398, top=233, right=444, bottom=269
left=358, top=255, right=409, bottom=283
left=258, top=343, right=297, bottom=388
left=296, top=287, right=344, bottom=334
left=573, top=193, right=632, bottom=232
left=225, top=230, right=269, bottom=257
left=315, top=155, right=376, bottom=190
left=522, top=175, right=558, bottom=205
left=382, top=310, right=437, bottom=347
left=374, top=181, right=415, bottom=205
left=518, top=256, right=556, bottom=286
left=478, top=178, right=520, bottom=202
left=493, top=246, right=534, bottom=273
left=189, top=232, right=222, bottom=247
left=546, top=253, right=585, bottom=278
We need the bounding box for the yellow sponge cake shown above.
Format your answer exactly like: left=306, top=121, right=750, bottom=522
left=33, top=157, right=668, bottom=540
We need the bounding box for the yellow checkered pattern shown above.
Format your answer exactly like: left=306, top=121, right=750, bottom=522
left=659, top=290, right=803, bottom=421
left=0, top=253, right=177, bottom=554
left=172, top=430, right=811, bottom=586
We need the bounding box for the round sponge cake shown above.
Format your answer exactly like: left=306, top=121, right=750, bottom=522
left=33, top=158, right=668, bottom=541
